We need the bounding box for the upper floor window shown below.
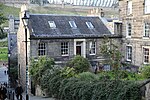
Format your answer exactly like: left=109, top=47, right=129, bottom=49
left=86, top=22, right=94, bottom=29
left=61, top=42, right=69, bottom=56
left=145, top=0, right=150, bottom=14
left=127, top=0, right=132, bottom=15
left=126, top=23, right=132, bottom=37
left=143, top=47, right=149, bottom=64
left=69, top=21, right=77, bottom=28
left=89, top=41, right=96, bottom=55
left=126, top=46, right=132, bottom=61
left=38, top=43, right=46, bottom=56
left=144, top=22, right=150, bottom=37
left=48, top=21, right=56, bottom=28
left=114, top=22, right=122, bottom=34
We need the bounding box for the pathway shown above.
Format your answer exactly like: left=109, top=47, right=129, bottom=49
left=0, top=65, right=8, bottom=84
left=0, top=65, right=56, bottom=100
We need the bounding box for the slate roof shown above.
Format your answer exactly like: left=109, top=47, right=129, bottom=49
left=29, top=14, right=112, bottom=39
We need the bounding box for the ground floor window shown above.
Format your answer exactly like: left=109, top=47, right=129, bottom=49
left=143, top=47, right=149, bottom=64
left=38, top=42, right=46, bottom=56
left=61, top=42, right=69, bottom=56
left=126, top=46, right=132, bottom=61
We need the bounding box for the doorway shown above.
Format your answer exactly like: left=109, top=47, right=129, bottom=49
left=76, top=46, right=81, bottom=55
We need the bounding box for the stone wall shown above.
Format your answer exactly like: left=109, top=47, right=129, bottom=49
left=119, top=0, right=150, bottom=67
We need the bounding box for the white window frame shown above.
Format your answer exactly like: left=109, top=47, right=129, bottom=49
left=48, top=21, right=56, bottom=28
left=127, top=0, right=132, bottom=15
left=143, top=47, right=150, bottom=64
left=89, top=41, right=96, bottom=55
left=69, top=21, right=77, bottom=28
left=126, top=23, right=132, bottom=38
left=38, top=42, right=46, bottom=56
left=61, top=42, right=69, bottom=56
left=145, top=0, right=150, bottom=14
left=126, top=45, right=132, bottom=62
left=143, top=22, right=150, bottom=37
left=86, top=22, right=94, bottom=29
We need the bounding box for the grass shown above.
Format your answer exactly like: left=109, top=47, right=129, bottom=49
left=0, top=47, right=8, bottom=61
left=29, top=6, right=87, bottom=15
left=1, top=4, right=20, bottom=17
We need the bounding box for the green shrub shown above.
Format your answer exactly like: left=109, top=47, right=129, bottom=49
left=97, top=70, right=143, bottom=81
left=68, top=55, right=90, bottom=73
left=29, top=56, right=55, bottom=85
left=59, top=78, right=142, bottom=100
left=140, top=65, right=150, bottom=79
left=40, top=66, right=76, bottom=98
left=77, top=72, right=98, bottom=81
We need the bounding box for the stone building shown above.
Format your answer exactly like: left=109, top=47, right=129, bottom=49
left=17, top=5, right=121, bottom=95
left=119, top=0, right=150, bottom=67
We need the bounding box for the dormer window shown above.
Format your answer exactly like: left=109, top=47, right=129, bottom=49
left=48, top=21, right=56, bottom=28
left=69, top=21, right=77, bottom=28
left=86, top=22, right=94, bottom=29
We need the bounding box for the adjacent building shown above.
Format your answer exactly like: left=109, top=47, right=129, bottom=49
left=119, top=0, right=150, bottom=67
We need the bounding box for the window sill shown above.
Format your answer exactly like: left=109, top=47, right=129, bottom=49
left=126, top=36, right=131, bottom=38
left=89, top=54, right=96, bottom=55
left=143, top=62, right=149, bottom=65
left=144, top=12, right=150, bottom=15
left=61, top=54, right=69, bottom=56
left=126, top=59, right=132, bottom=62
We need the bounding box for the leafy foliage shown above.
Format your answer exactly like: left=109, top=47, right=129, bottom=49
left=100, top=36, right=122, bottom=70
left=0, top=41, right=7, bottom=47
left=77, top=72, right=98, bottom=81
left=29, top=56, right=55, bottom=85
left=68, top=55, right=90, bottom=73
left=40, top=66, right=76, bottom=97
left=140, top=65, right=150, bottom=79
left=100, top=36, right=122, bottom=79
left=59, top=78, right=142, bottom=100
left=98, top=70, right=144, bottom=81
left=0, top=4, right=7, bottom=25
left=0, top=3, right=7, bottom=39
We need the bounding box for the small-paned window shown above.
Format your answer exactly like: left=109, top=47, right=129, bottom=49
left=145, top=0, right=150, bottom=14
left=38, top=43, right=46, bottom=56
left=61, top=42, right=69, bottom=56
left=126, top=46, right=132, bottom=61
left=89, top=41, right=96, bottom=55
left=127, top=23, right=132, bottom=37
left=48, top=21, right=56, bottom=28
left=69, top=21, right=77, bottom=28
left=143, top=48, right=149, bottom=64
left=144, top=23, right=150, bottom=37
left=86, top=22, right=94, bottom=29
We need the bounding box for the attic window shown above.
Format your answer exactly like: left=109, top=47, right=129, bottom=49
left=86, top=22, right=94, bottom=29
left=48, top=21, right=56, bottom=28
left=69, top=21, right=77, bottom=28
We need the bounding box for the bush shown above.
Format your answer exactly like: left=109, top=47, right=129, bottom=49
left=77, top=72, right=98, bottom=81
left=29, top=56, right=55, bottom=85
left=40, top=66, right=76, bottom=98
left=68, top=55, right=90, bottom=73
left=140, top=65, right=150, bottom=79
left=97, top=70, right=142, bottom=81
left=59, top=78, right=142, bottom=100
